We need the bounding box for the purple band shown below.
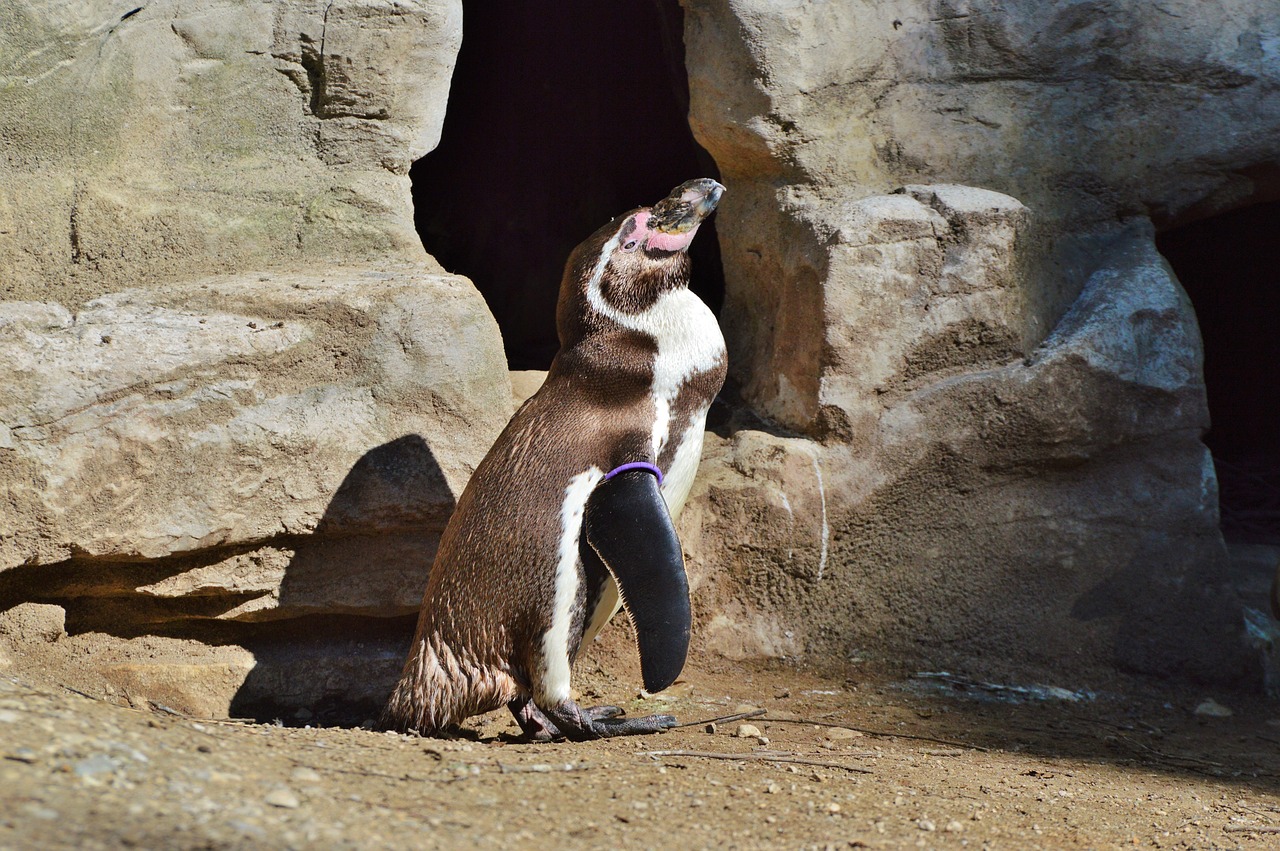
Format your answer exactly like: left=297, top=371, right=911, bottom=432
left=603, top=461, right=664, bottom=485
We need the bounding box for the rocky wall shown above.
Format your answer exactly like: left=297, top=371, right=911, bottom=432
left=1, top=0, right=1275, bottom=717
left=677, top=0, right=1278, bottom=686
left=0, top=0, right=461, bottom=305
left=684, top=0, right=1280, bottom=430
left=0, top=0, right=515, bottom=718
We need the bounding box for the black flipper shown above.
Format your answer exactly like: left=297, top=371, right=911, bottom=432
left=582, top=468, right=690, bottom=694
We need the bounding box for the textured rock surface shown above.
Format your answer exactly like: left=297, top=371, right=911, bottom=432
left=0, top=0, right=515, bottom=715
left=682, top=220, right=1244, bottom=684
left=0, top=267, right=510, bottom=625
left=1, top=0, right=1271, bottom=714
left=684, top=0, right=1280, bottom=422
left=672, top=0, right=1272, bottom=684
left=0, top=0, right=461, bottom=305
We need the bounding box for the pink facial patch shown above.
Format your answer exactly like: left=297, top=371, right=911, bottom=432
left=631, top=210, right=700, bottom=252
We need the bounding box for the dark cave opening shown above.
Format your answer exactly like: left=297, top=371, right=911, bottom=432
left=411, top=1, right=724, bottom=371
left=1157, top=201, right=1280, bottom=543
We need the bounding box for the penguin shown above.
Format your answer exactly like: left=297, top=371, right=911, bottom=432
left=381, top=179, right=727, bottom=741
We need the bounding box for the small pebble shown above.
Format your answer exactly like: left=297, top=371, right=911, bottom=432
left=944, top=820, right=964, bottom=833
left=1193, top=698, right=1232, bottom=718
left=264, top=787, right=301, bottom=809
left=705, top=723, right=717, bottom=735
left=826, top=803, right=841, bottom=814
left=74, top=754, right=120, bottom=778
left=5, top=747, right=38, bottom=764
left=918, top=819, right=936, bottom=831
left=735, top=724, right=762, bottom=738
left=825, top=727, right=862, bottom=740
left=291, top=767, right=322, bottom=783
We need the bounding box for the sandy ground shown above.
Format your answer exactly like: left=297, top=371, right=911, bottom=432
left=2, top=636, right=1279, bottom=851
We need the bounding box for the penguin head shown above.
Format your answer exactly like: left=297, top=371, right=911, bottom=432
left=558, top=179, right=724, bottom=338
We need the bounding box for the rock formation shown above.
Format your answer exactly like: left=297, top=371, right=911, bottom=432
left=2, top=0, right=1276, bottom=715
left=678, top=0, right=1277, bottom=684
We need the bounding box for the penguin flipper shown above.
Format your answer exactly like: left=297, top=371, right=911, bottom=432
left=582, top=468, right=690, bottom=694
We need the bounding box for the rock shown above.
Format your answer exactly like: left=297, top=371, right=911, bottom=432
left=509, top=370, right=547, bottom=410
left=0, top=266, right=509, bottom=626
left=0, top=604, right=66, bottom=643
left=677, top=0, right=1271, bottom=685
left=1193, top=699, right=1233, bottom=718
left=0, top=0, right=463, bottom=304
left=826, top=728, right=862, bottom=741
left=682, top=221, right=1243, bottom=685
left=264, top=786, right=301, bottom=809
left=74, top=754, right=122, bottom=780
left=717, top=184, right=1029, bottom=435
left=685, top=0, right=1280, bottom=328
left=734, top=724, right=762, bottom=738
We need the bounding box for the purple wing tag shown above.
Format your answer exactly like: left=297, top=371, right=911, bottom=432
left=603, top=462, right=664, bottom=486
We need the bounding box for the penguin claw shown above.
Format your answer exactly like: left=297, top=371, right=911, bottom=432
left=511, top=697, right=674, bottom=741
left=543, top=700, right=676, bottom=741
left=583, top=705, right=625, bottom=721
left=508, top=697, right=562, bottom=742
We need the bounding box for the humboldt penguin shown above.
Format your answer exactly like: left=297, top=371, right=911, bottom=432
left=381, top=179, right=727, bottom=740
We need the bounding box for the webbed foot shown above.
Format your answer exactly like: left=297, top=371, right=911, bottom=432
left=542, top=699, right=675, bottom=741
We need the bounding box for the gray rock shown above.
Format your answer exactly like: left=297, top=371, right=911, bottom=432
left=683, top=221, right=1244, bottom=683
left=0, top=0, right=461, bottom=305
left=74, top=753, right=122, bottom=778
left=685, top=0, right=1279, bottom=333
left=0, top=266, right=509, bottom=627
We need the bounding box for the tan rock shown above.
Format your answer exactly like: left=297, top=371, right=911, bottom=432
left=684, top=222, right=1243, bottom=683
left=0, top=266, right=509, bottom=627
left=0, top=0, right=462, bottom=305
left=0, top=604, right=66, bottom=643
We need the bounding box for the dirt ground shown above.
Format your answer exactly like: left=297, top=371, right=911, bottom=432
left=2, top=633, right=1279, bottom=851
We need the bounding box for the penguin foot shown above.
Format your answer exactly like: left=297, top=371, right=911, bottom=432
left=542, top=699, right=676, bottom=741
left=582, top=705, right=625, bottom=721
left=508, top=697, right=560, bottom=742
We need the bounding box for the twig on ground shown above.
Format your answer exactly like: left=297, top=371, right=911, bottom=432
left=764, top=717, right=990, bottom=752
left=674, top=708, right=767, bottom=729
left=1223, top=824, right=1280, bottom=834
left=640, top=749, right=872, bottom=774
left=151, top=703, right=186, bottom=717
left=497, top=762, right=592, bottom=774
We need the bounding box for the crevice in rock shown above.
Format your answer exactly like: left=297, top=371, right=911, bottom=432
left=410, top=0, right=725, bottom=370
left=297, top=33, right=325, bottom=117
left=1157, top=200, right=1280, bottom=544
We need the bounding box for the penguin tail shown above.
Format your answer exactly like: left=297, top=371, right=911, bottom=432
left=379, top=633, right=517, bottom=735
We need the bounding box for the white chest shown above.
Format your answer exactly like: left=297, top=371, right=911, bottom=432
left=643, top=288, right=725, bottom=460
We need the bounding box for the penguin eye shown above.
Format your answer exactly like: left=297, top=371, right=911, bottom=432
left=620, top=238, right=640, bottom=253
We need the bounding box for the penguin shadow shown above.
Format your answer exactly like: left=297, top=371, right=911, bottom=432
left=230, top=434, right=453, bottom=726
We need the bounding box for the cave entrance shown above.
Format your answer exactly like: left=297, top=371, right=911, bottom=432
left=411, top=1, right=724, bottom=370
left=1157, top=201, right=1280, bottom=544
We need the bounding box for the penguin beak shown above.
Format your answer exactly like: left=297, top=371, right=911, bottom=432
left=649, top=178, right=725, bottom=235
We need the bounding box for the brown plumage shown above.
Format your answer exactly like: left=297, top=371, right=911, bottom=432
left=381, top=180, right=726, bottom=740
